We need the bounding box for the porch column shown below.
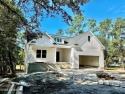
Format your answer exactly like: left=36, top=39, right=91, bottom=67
left=54, top=48, right=56, bottom=63
left=71, top=48, right=74, bottom=68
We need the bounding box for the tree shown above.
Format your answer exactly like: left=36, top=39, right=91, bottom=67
left=56, top=29, right=64, bottom=35
left=98, top=18, right=125, bottom=68
left=0, top=0, right=90, bottom=74
left=111, top=18, right=125, bottom=65
left=0, top=0, right=90, bottom=43
left=99, top=19, right=112, bottom=38
left=0, top=0, right=24, bottom=76
left=0, top=0, right=89, bottom=26
left=87, top=19, right=97, bottom=33
left=66, top=14, right=86, bottom=36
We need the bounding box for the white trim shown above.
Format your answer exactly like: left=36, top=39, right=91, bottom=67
left=89, top=31, right=105, bottom=49
left=45, top=32, right=57, bottom=44
left=75, top=31, right=105, bottom=49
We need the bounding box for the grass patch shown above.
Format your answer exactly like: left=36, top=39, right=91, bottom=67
left=16, top=65, right=25, bottom=70
left=105, top=67, right=119, bottom=70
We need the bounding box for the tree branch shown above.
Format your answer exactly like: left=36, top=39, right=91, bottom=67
left=0, top=0, right=27, bottom=25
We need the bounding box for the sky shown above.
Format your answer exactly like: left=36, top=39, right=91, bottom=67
left=41, top=0, right=125, bottom=34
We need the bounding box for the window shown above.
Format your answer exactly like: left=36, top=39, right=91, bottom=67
left=54, top=37, right=62, bottom=42
left=59, top=38, right=62, bottom=42
left=57, top=38, right=60, bottom=42
left=54, top=38, right=56, bottom=41
left=42, top=50, right=47, bottom=58
left=88, top=36, right=90, bottom=42
left=36, top=50, right=41, bottom=58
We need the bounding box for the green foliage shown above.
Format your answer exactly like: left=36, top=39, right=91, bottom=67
left=66, top=14, right=86, bottom=36
left=98, top=18, right=125, bottom=67
left=99, top=19, right=112, bottom=38
left=0, top=0, right=24, bottom=75
left=56, top=29, right=64, bottom=36
left=87, top=19, right=97, bottom=33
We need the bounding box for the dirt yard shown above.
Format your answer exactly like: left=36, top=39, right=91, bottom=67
left=10, top=69, right=125, bottom=94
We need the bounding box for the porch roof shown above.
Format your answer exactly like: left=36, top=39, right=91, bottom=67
left=29, top=43, right=77, bottom=48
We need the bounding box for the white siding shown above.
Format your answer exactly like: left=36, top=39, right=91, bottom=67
left=62, top=48, right=71, bottom=62
left=25, top=31, right=104, bottom=70
left=78, top=32, right=101, bottom=49
left=36, top=35, right=53, bottom=46
left=26, top=34, right=56, bottom=63
left=56, top=48, right=71, bottom=62
left=72, top=32, right=104, bottom=69
left=56, top=48, right=63, bottom=62
left=30, top=46, right=56, bottom=63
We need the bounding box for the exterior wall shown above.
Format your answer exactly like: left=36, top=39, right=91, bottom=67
left=56, top=48, right=71, bottom=62
left=56, top=48, right=63, bottom=62
left=25, top=32, right=104, bottom=72
left=73, top=49, right=104, bottom=69
left=71, top=48, right=79, bottom=68
left=72, top=32, right=104, bottom=69
left=25, top=34, right=56, bottom=64
left=29, top=46, right=56, bottom=63
left=99, top=48, right=104, bottom=68
left=78, top=32, right=101, bottom=49
left=70, top=48, right=75, bottom=68
left=62, top=48, right=71, bottom=62
left=26, top=46, right=71, bottom=64
left=36, top=35, right=53, bottom=46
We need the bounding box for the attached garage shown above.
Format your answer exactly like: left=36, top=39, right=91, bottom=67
left=79, top=55, right=99, bottom=67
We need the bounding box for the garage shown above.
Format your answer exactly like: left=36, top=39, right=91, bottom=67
left=79, top=56, right=99, bottom=67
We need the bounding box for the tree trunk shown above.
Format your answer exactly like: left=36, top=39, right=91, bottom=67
left=121, top=58, right=124, bottom=70
left=8, top=50, right=16, bottom=76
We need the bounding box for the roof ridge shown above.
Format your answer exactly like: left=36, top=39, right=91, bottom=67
left=50, top=34, right=72, bottom=38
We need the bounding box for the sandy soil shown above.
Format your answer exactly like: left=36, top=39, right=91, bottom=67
left=13, top=69, right=125, bottom=94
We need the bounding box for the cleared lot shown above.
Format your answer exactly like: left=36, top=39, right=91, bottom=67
left=10, top=69, right=125, bottom=94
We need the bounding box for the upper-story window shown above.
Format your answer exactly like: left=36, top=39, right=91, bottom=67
left=54, top=38, right=62, bottom=42
left=54, top=38, right=56, bottom=41
left=88, top=36, right=90, bottom=42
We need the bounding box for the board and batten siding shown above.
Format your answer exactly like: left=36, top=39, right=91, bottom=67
left=72, top=32, right=104, bottom=69
left=25, top=31, right=104, bottom=71
left=26, top=34, right=56, bottom=63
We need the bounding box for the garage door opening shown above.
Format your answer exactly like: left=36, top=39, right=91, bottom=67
left=79, top=56, right=99, bottom=68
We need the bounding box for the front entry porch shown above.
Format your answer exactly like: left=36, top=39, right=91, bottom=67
left=55, top=48, right=71, bottom=63
left=27, top=45, right=73, bottom=73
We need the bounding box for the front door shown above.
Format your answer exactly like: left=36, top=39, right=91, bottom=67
left=56, top=52, right=60, bottom=62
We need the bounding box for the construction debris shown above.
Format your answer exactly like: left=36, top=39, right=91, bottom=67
left=1, top=69, right=125, bottom=94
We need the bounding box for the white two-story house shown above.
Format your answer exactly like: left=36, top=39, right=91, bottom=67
left=25, top=31, right=105, bottom=73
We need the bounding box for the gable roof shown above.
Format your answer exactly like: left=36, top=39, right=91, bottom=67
left=44, top=32, right=57, bottom=44
left=66, top=32, right=87, bottom=45
left=50, top=31, right=105, bottom=48
left=72, top=31, right=105, bottom=49
left=89, top=31, right=105, bottom=49
left=28, top=31, right=105, bottom=49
